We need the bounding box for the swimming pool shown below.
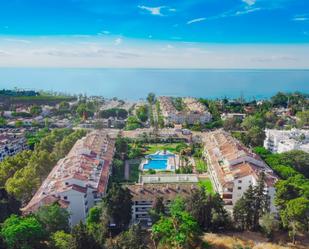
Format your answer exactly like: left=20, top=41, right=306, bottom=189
left=142, top=152, right=175, bottom=170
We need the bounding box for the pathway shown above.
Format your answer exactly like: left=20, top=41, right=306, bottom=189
left=124, top=160, right=130, bottom=180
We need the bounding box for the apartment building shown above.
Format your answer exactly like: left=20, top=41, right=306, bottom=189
left=203, top=130, right=278, bottom=213
left=22, top=130, right=115, bottom=226
left=264, top=128, right=309, bottom=153
left=158, top=96, right=212, bottom=125
left=127, top=174, right=199, bottom=225
left=0, top=131, right=28, bottom=162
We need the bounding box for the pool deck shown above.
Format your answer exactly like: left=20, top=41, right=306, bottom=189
left=140, top=150, right=178, bottom=171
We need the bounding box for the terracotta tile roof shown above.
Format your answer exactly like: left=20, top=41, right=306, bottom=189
left=22, top=130, right=115, bottom=214
left=203, top=130, right=278, bottom=188
left=128, top=183, right=198, bottom=202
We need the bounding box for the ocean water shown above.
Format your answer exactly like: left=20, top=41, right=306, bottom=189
left=0, top=68, right=308, bottom=100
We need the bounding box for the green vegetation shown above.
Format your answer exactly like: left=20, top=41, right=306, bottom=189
left=254, top=147, right=309, bottom=243
left=195, top=159, right=207, bottom=173
left=0, top=128, right=86, bottom=204
left=99, top=108, right=128, bottom=119
left=233, top=172, right=270, bottom=231
left=129, top=163, right=140, bottom=182
left=152, top=197, right=202, bottom=249
left=144, top=143, right=180, bottom=154
left=0, top=117, right=7, bottom=127
left=172, top=97, right=185, bottom=111
left=25, top=128, right=50, bottom=149
left=198, top=179, right=213, bottom=193
left=135, top=105, right=148, bottom=122
left=1, top=215, right=45, bottom=249
left=125, top=116, right=142, bottom=130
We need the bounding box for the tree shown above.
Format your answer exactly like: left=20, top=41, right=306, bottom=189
left=233, top=184, right=257, bottom=231
left=152, top=197, right=201, bottom=249
left=147, top=93, right=156, bottom=105
left=223, top=117, right=242, bottom=131
left=70, top=222, right=101, bottom=249
left=106, top=224, right=148, bottom=249
left=247, top=126, right=265, bottom=147
left=30, top=105, right=42, bottom=116
left=58, top=101, right=70, bottom=112
left=296, top=110, right=309, bottom=128
left=136, top=105, right=148, bottom=123
left=125, top=116, right=142, bottom=130
left=51, top=230, right=72, bottom=249
left=0, top=117, right=7, bottom=127
left=86, top=205, right=110, bottom=247
left=279, top=150, right=309, bottom=178
left=149, top=196, right=165, bottom=224
left=233, top=175, right=270, bottom=232
left=76, top=103, right=94, bottom=120
left=35, top=203, right=70, bottom=235
left=271, top=92, right=288, bottom=107
left=242, top=115, right=265, bottom=131
left=259, top=213, right=279, bottom=240
left=0, top=215, right=45, bottom=249
left=252, top=172, right=270, bottom=230
left=15, top=120, right=24, bottom=128
left=104, top=184, right=132, bottom=231
left=281, top=197, right=309, bottom=244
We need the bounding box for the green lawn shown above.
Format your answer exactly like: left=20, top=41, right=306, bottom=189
left=195, top=159, right=207, bottom=173
left=198, top=179, right=214, bottom=194
left=144, top=143, right=181, bottom=154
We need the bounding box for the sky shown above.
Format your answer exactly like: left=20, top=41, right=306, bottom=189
left=0, top=0, right=308, bottom=68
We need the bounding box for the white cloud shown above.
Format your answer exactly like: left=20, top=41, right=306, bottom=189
left=0, top=36, right=309, bottom=69
left=187, top=17, right=206, bottom=24
left=98, top=30, right=110, bottom=35
left=114, top=38, right=123, bottom=45
left=293, top=15, right=309, bottom=21
left=3, top=38, right=31, bottom=44
left=138, top=5, right=165, bottom=16
left=235, top=7, right=261, bottom=16
left=242, top=0, right=256, bottom=6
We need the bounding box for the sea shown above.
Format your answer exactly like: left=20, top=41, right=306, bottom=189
left=0, top=68, right=308, bottom=100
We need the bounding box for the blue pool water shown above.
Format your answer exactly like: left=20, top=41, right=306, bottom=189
left=143, top=153, right=175, bottom=170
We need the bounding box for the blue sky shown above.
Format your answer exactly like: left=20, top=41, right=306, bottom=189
left=0, top=0, right=308, bottom=68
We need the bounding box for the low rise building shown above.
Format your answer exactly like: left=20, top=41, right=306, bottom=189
left=0, top=132, right=28, bottom=162
left=264, top=128, right=309, bottom=153
left=158, top=96, right=212, bottom=125
left=203, top=130, right=278, bottom=213
left=127, top=174, right=199, bottom=225
left=22, top=131, right=115, bottom=226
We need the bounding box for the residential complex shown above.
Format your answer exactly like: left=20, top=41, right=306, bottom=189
left=158, top=96, right=212, bottom=125
left=22, top=131, right=115, bottom=226
left=127, top=174, right=199, bottom=225
left=203, top=130, right=278, bottom=212
left=264, top=128, right=309, bottom=153
left=0, top=130, right=28, bottom=162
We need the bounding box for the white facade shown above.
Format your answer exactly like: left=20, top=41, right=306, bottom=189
left=0, top=133, right=28, bottom=162
left=158, top=96, right=212, bottom=126
left=204, top=130, right=278, bottom=213
left=264, top=128, right=309, bottom=153
left=22, top=131, right=115, bottom=227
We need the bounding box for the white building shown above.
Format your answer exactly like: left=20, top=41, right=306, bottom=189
left=0, top=132, right=28, bottom=162
left=127, top=174, right=199, bottom=225
left=264, top=128, right=309, bottom=153
left=203, top=130, right=278, bottom=213
left=158, top=97, right=212, bottom=126
left=22, top=131, right=115, bottom=226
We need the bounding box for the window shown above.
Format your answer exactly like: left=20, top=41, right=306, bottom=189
left=65, top=182, right=69, bottom=185
left=63, top=196, right=68, bottom=200
left=238, top=180, right=242, bottom=183
left=237, top=186, right=242, bottom=190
